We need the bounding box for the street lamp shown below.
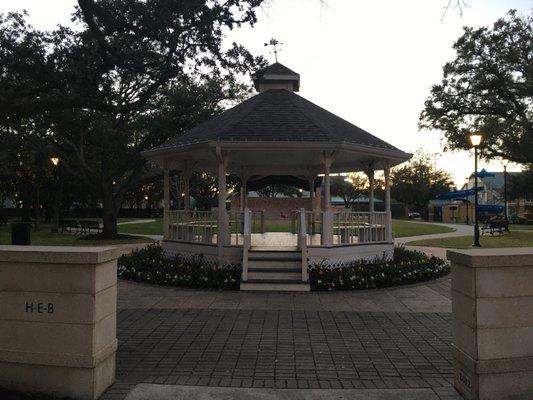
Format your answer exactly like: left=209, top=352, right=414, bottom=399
left=50, top=156, right=61, bottom=233
left=469, top=133, right=482, bottom=247
left=502, top=158, right=509, bottom=220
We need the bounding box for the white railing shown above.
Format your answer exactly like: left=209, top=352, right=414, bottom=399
left=166, top=209, right=245, bottom=245
left=167, top=210, right=217, bottom=243
left=228, top=210, right=244, bottom=246
left=332, top=211, right=388, bottom=245
left=293, top=210, right=388, bottom=246
left=166, top=209, right=390, bottom=247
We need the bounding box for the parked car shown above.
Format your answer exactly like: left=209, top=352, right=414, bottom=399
left=408, top=211, right=422, bottom=220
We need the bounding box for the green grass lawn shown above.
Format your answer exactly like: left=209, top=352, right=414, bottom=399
left=392, top=219, right=454, bottom=238
left=512, top=224, right=533, bottom=230
left=0, top=225, right=153, bottom=246
left=407, top=231, right=533, bottom=248
left=119, top=219, right=163, bottom=235
left=117, top=217, right=454, bottom=238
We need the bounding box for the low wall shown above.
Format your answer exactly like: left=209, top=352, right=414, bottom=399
left=448, top=248, right=533, bottom=400
left=0, top=246, right=118, bottom=400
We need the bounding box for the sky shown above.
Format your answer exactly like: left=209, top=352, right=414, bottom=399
left=1, top=0, right=531, bottom=187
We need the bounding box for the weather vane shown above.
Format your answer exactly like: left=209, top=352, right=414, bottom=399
left=264, top=38, right=282, bottom=63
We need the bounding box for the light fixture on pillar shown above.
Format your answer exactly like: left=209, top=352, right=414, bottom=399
left=469, top=132, right=482, bottom=247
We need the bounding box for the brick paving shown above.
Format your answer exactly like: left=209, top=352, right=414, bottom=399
left=102, top=307, right=459, bottom=399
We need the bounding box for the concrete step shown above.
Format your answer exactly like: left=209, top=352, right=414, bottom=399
left=240, top=280, right=310, bottom=292
left=248, top=260, right=301, bottom=269
left=248, top=251, right=301, bottom=261
left=248, top=267, right=301, bottom=273
left=250, top=246, right=298, bottom=252
left=247, top=271, right=302, bottom=280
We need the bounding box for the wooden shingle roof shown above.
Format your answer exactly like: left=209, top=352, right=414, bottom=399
left=150, top=89, right=405, bottom=155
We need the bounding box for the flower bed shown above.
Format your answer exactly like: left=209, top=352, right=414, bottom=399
left=118, top=245, right=448, bottom=291
left=309, top=246, right=449, bottom=291
left=118, top=244, right=240, bottom=290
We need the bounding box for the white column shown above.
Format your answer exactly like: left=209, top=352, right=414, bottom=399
left=384, top=164, right=393, bottom=242
left=322, top=152, right=334, bottom=246
left=163, top=164, right=169, bottom=239
left=299, top=208, right=308, bottom=282
left=243, top=180, right=248, bottom=210
left=183, top=174, right=190, bottom=210
left=217, top=149, right=229, bottom=262
left=308, top=177, right=315, bottom=198
left=324, top=165, right=331, bottom=211
left=367, top=167, right=375, bottom=212
left=242, top=208, right=251, bottom=281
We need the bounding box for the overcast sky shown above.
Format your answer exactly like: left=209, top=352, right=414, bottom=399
left=2, top=0, right=530, bottom=186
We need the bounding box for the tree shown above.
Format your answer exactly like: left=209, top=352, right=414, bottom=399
left=330, top=175, right=366, bottom=208
left=391, top=153, right=455, bottom=214
left=0, top=0, right=266, bottom=237
left=256, top=185, right=300, bottom=198
left=420, top=10, right=533, bottom=165
left=508, top=167, right=533, bottom=201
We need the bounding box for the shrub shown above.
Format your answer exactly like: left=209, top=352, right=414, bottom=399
left=118, top=244, right=241, bottom=290
left=309, top=246, right=449, bottom=291
left=118, top=245, right=448, bottom=292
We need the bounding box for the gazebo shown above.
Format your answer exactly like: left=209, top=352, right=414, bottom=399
left=143, top=63, right=411, bottom=291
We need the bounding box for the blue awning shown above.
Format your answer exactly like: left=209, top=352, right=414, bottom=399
left=436, top=187, right=484, bottom=200
left=477, top=204, right=504, bottom=213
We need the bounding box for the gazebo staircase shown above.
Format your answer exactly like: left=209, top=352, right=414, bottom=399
left=240, top=248, right=310, bottom=292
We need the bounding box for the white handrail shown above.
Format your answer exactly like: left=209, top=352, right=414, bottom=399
left=242, top=209, right=251, bottom=281
left=298, top=208, right=308, bottom=282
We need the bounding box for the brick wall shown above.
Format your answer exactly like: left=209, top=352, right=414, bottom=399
left=231, top=197, right=316, bottom=217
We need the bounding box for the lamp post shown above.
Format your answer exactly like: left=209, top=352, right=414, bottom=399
left=502, top=158, right=509, bottom=220
left=469, top=133, right=482, bottom=247
left=50, top=156, right=61, bottom=233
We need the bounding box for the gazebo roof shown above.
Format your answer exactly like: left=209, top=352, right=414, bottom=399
left=145, top=89, right=406, bottom=156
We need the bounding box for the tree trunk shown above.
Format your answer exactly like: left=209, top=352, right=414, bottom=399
left=51, top=179, right=62, bottom=233
left=34, top=184, right=40, bottom=231
left=101, top=186, right=118, bottom=238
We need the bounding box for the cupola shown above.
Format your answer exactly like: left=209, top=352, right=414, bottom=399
left=252, top=62, right=300, bottom=93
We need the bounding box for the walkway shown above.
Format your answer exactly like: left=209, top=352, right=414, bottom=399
left=99, top=222, right=466, bottom=400
left=101, top=277, right=460, bottom=400
left=396, top=221, right=473, bottom=259
left=395, top=222, right=471, bottom=245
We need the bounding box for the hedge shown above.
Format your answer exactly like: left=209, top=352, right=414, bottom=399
left=118, top=244, right=448, bottom=291
left=308, top=246, right=449, bottom=290
left=118, top=244, right=240, bottom=290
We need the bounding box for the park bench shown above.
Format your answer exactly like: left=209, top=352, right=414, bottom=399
left=481, top=219, right=510, bottom=236
left=61, top=219, right=81, bottom=234
left=79, top=220, right=103, bottom=234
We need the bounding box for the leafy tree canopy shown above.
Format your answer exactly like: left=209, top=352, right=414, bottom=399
left=330, top=175, right=367, bottom=208
left=0, top=0, right=266, bottom=237
left=391, top=152, right=455, bottom=213
left=420, top=10, right=533, bottom=164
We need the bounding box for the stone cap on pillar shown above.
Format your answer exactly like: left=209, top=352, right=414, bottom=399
left=447, top=247, right=533, bottom=268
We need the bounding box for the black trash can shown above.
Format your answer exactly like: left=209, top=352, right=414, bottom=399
left=11, top=222, right=31, bottom=245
